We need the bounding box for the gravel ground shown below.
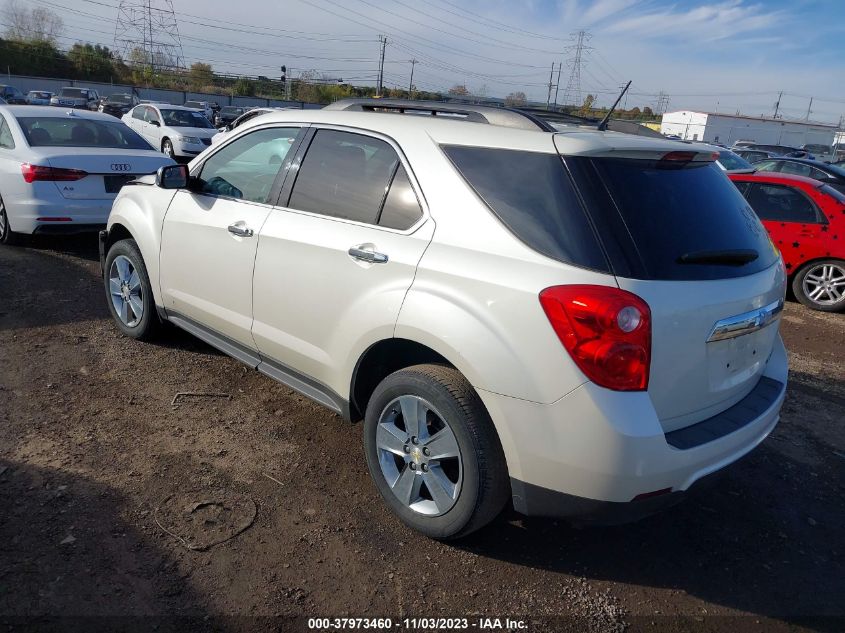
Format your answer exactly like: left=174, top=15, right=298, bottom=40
left=0, top=235, right=843, bottom=633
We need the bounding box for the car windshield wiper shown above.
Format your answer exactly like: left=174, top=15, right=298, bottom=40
left=677, top=249, right=759, bottom=266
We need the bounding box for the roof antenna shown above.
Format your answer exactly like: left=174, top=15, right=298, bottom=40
left=597, top=80, right=631, bottom=131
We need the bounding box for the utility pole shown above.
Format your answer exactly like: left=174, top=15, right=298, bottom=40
left=546, top=62, right=555, bottom=109
left=376, top=35, right=387, bottom=97
left=805, top=97, right=813, bottom=121
left=773, top=90, right=782, bottom=118
left=408, top=59, right=416, bottom=99
left=553, top=62, right=562, bottom=109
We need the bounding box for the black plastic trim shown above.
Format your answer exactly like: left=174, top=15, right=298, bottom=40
left=665, top=376, right=785, bottom=449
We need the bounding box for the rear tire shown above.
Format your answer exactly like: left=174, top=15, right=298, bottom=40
left=792, top=259, right=845, bottom=312
left=363, top=364, right=510, bottom=539
left=104, top=238, right=161, bottom=340
left=0, top=194, right=24, bottom=246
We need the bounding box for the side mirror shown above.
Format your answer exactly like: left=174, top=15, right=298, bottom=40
left=156, top=164, right=188, bottom=189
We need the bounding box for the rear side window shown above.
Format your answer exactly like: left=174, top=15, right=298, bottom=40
left=0, top=115, right=14, bottom=149
left=780, top=162, right=812, bottom=177
left=289, top=129, right=399, bottom=225
left=378, top=165, right=423, bottom=230
left=742, top=183, right=823, bottom=223
left=443, top=145, right=609, bottom=272
left=588, top=159, right=778, bottom=280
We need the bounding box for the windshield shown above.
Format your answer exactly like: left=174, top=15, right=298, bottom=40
left=16, top=116, right=153, bottom=150
left=107, top=94, right=132, bottom=104
left=159, top=109, right=213, bottom=128
left=718, top=151, right=753, bottom=171
left=59, top=88, right=87, bottom=98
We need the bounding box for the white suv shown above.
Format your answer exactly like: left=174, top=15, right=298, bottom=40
left=99, top=101, right=788, bottom=539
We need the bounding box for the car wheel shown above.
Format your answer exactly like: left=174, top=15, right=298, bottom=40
left=0, top=194, right=23, bottom=246
left=162, top=139, right=174, bottom=158
left=104, top=239, right=161, bottom=339
left=792, top=259, right=845, bottom=312
left=363, top=364, right=509, bottom=539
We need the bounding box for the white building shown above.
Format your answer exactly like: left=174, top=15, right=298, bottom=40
left=660, top=110, right=838, bottom=148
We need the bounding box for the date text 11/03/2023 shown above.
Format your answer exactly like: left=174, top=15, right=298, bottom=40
left=307, top=618, right=529, bottom=630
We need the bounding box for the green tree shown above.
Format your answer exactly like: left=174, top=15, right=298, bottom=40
left=189, top=62, right=214, bottom=89
left=67, top=43, right=116, bottom=82
left=578, top=94, right=596, bottom=117
left=233, top=77, right=254, bottom=96
left=505, top=91, right=527, bottom=107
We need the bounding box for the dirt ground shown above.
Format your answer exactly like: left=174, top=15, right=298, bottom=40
left=1, top=235, right=843, bottom=633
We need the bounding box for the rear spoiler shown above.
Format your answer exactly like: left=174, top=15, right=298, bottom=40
left=552, top=132, right=719, bottom=162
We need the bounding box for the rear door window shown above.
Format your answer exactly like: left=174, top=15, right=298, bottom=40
left=754, top=160, right=781, bottom=172
left=378, top=164, right=423, bottom=230
left=582, top=158, right=777, bottom=280
left=780, top=161, right=812, bottom=177
left=742, top=183, right=823, bottom=223
left=443, top=145, right=609, bottom=271
left=288, top=129, right=399, bottom=225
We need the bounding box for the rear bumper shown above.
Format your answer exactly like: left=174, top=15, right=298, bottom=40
left=478, top=334, right=788, bottom=521
left=34, top=223, right=104, bottom=235
left=5, top=197, right=113, bottom=234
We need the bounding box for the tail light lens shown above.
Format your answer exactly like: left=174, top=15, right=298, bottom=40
left=539, top=285, right=651, bottom=391
left=21, top=163, right=88, bottom=183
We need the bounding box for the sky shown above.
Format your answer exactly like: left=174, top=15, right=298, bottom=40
left=23, top=0, right=845, bottom=124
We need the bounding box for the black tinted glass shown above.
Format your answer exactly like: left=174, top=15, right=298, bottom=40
left=289, top=129, right=399, bottom=224
left=591, top=159, right=777, bottom=280
left=17, top=116, right=152, bottom=150
left=443, top=146, right=609, bottom=271
left=742, top=183, right=821, bottom=223
left=379, top=165, right=422, bottom=230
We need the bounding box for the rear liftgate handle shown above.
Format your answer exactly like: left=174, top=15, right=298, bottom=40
left=348, top=245, right=389, bottom=264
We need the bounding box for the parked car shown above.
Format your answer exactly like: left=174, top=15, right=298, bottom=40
left=99, top=93, right=141, bottom=118
left=0, top=85, right=27, bottom=104
left=183, top=100, right=213, bottom=120
left=25, top=90, right=54, bottom=106
left=122, top=103, right=216, bottom=158
left=50, top=87, right=100, bottom=110
left=802, top=143, right=835, bottom=162
left=210, top=107, right=274, bottom=144
left=751, top=157, right=845, bottom=194
left=98, top=104, right=788, bottom=538
left=730, top=171, right=845, bottom=312
left=731, top=142, right=804, bottom=156
left=0, top=105, right=173, bottom=244
left=733, top=148, right=781, bottom=163
left=214, top=105, right=247, bottom=128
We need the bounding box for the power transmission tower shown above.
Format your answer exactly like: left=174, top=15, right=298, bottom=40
left=561, top=30, right=591, bottom=108
left=376, top=35, right=387, bottom=97
left=655, top=91, right=670, bottom=115
left=114, top=0, right=185, bottom=74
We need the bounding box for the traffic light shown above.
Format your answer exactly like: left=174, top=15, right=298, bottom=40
left=281, top=65, right=287, bottom=84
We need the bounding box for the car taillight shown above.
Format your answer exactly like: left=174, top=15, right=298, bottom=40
left=539, top=285, right=651, bottom=391
left=21, top=163, right=88, bottom=183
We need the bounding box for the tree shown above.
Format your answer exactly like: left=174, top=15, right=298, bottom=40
left=505, top=91, right=527, bottom=107
left=67, top=43, right=116, bottom=82
left=448, top=84, right=469, bottom=96
left=233, top=77, right=255, bottom=96
left=642, top=106, right=654, bottom=118
left=3, top=0, right=63, bottom=43
left=578, top=94, right=596, bottom=117
left=189, top=62, right=214, bottom=89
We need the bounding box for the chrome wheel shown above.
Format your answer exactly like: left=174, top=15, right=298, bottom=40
left=109, top=255, right=144, bottom=326
left=802, top=263, right=845, bottom=306
left=376, top=395, right=462, bottom=516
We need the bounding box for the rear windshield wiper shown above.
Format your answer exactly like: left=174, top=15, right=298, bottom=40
left=677, top=249, right=759, bottom=266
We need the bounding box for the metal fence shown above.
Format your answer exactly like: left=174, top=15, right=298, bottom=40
left=2, top=73, right=322, bottom=109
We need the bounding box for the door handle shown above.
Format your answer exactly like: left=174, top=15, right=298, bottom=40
left=227, top=224, right=254, bottom=237
left=348, top=246, right=388, bottom=264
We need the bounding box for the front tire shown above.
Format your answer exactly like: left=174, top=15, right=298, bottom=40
left=104, top=239, right=161, bottom=340
left=363, top=364, right=509, bottom=539
left=792, top=259, right=845, bottom=312
left=162, top=138, right=175, bottom=158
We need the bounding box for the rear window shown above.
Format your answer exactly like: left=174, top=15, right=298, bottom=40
left=718, top=151, right=753, bottom=171
left=442, top=146, right=609, bottom=272
left=59, top=88, right=87, bottom=98
left=586, top=158, right=778, bottom=280
left=16, top=116, right=152, bottom=150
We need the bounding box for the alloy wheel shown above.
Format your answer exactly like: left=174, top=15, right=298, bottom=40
left=376, top=395, right=462, bottom=516
left=109, top=255, right=144, bottom=326
left=802, top=263, right=845, bottom=306
left=0, top=200, right=7, bottom=238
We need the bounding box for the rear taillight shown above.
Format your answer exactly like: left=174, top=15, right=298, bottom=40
left=21, top=163, right=88, bottom=183
left=539, top=285, right=651, bottom=391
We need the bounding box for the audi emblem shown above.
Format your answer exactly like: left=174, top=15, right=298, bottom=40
left=110, top=163, right=132, bottom=172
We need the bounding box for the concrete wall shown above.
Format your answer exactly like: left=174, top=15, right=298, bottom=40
left=3, top=73, right=311, bottom=110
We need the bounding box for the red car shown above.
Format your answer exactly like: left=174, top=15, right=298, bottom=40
left=729, top=171, right=845, bottom=312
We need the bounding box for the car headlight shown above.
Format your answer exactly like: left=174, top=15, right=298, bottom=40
left=176, top=136, right=202, bottom=144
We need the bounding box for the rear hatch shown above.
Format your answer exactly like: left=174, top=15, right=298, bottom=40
left=557, top=135, right=785, bottom=431
left=44, top=149, right=169, bottom=200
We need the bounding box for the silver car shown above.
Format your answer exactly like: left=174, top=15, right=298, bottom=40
left=0, top=105, right=174, bottom=243
left=50, top=87, right=100, bottom=111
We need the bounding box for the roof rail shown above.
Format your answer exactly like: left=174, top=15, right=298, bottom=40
left=323, top=99, right=555, bottom=132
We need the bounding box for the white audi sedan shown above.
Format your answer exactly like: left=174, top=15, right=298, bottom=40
left=122, top=103, right=217, bottom=159
left=0, top=106, right=174, bottom=244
